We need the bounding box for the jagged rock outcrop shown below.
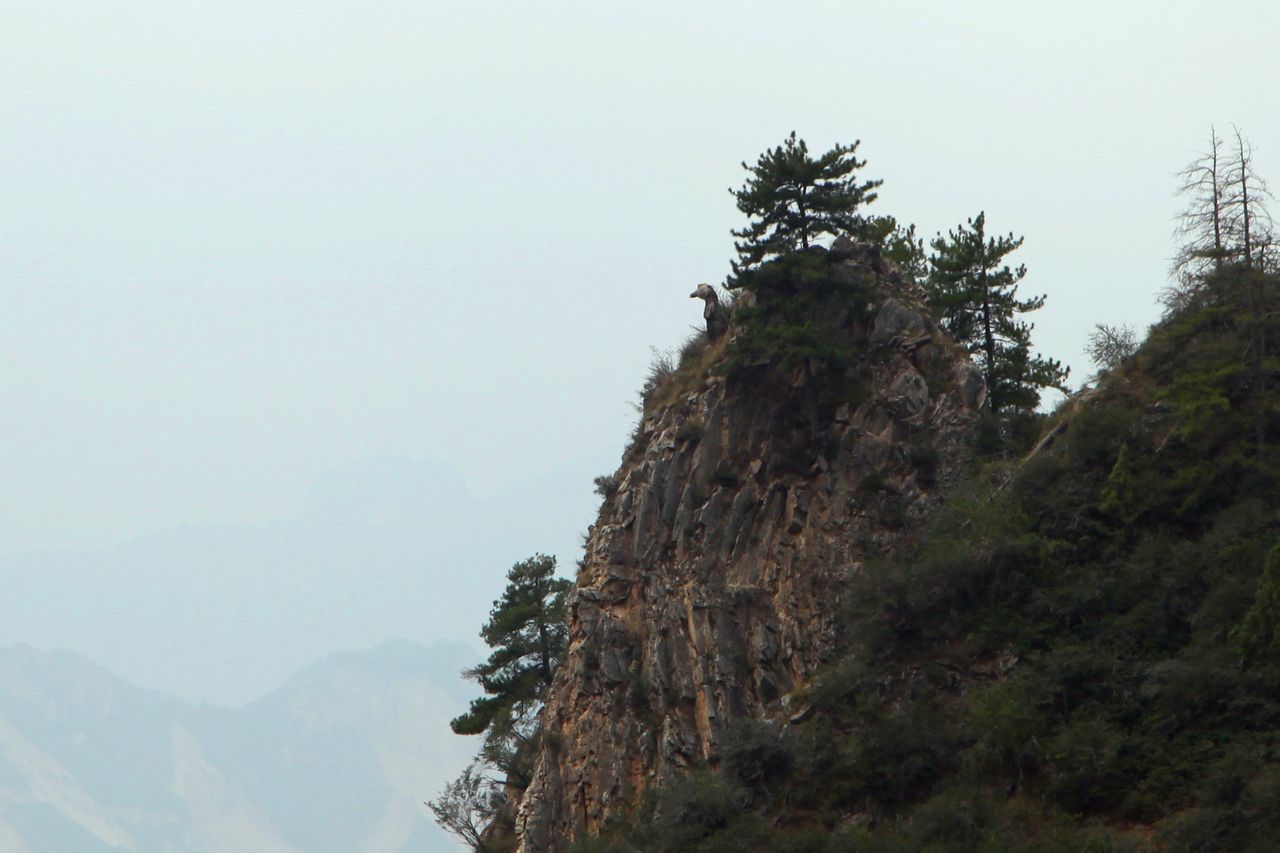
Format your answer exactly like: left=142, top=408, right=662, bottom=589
left=515, top=251, right=986, bottom=851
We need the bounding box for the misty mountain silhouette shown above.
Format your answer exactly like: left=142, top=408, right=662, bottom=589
left=0, top=640, right=475, bottom=852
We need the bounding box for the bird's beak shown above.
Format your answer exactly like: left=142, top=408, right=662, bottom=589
left=689, top=290, right=699, bottom=298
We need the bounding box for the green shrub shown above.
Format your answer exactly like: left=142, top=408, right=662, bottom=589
left=901, top=787, right=995, bottom=848
left=967, top=675, right=1050, bottom=788
left=1159, top=807, right=1232, bottom=852
left=719, top=718, right=794, bottom=797
left=651, top=770, right=734, bottom=845
left=974, top=410, right=1044, bottom=458
left=589, top=291, right=1280, bottom=851
left=1045, top=719, right=1127, bottom=813
left=847, top=699, right=954, bottom=811
left=1236, top=545, right=1280, bottom=663
left=1197, top=744, right=1261, bottom=808
left=649, top=770, right=771, bottom=851
left=594, top=474, right=619, bottom=499
left=676, top=417, right=704, bottom=444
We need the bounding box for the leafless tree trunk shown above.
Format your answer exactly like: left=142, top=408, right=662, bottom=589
left=1224, top=126, right=1275, bottom=269
left=1171, top=127, right=1227, bottom=285
left=1168, top=126, right=1276, bottom=314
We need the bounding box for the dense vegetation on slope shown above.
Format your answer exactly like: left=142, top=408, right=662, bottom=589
left=573, top=262, right=1280, bottom=851
left=436, top=129, right=1276, bottom=851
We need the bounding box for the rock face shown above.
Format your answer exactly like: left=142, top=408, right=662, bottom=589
left=515, top=256, right=985, bottom=851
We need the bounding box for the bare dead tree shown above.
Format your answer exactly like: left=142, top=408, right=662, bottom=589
left=1171, top=126, right=1228, bottom=283
left=1166, top=128, right=1278, bottom=454
left=428, top=763, right=507, bottom=852
left=1219, top=129, right=1278, bottom=453
left=1086, top=323, right=1138, bottom=373
left=1223, top=125, right=1276, bottom=270
left=1166, top=126, right=1277, bottom=314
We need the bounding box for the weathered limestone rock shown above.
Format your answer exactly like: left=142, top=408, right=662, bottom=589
left=514, top=259, right=985, bottom=852
left=871, top=297, right=928, bottom=349
left=888, top=365, right=930, bottom=423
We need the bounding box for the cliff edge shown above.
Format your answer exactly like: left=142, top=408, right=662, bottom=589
left=515, top=245, right=986, bottom=850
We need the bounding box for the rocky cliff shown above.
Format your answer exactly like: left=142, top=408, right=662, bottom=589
left=515, top=246, right=987, bottom=851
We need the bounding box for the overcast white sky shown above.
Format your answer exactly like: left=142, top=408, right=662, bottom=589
left=2, top=0, right=1278, bottom=701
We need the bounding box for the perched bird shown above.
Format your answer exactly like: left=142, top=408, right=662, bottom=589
left=690, top=283, right=730, bottom=339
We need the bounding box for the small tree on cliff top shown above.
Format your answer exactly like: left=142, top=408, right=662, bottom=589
left=730, top=131, right=882, bottom=273
left=725, top=133, right=882, bottom=378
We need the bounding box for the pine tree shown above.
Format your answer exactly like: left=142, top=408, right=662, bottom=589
left=729, top=131, right=882, bottom=274
left=451, top=554, right=570, bottom=740
left=433, top=555, right=571, bottom=846
left=724, top=133, right=883, bottom=386
left=871, top=215, right=929, bottom=288
left=1237, top=545, right=1280, bottom=663
left=927, top=212, right=1067, bottom=413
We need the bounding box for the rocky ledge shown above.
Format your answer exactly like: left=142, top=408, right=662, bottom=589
left=515, top=250, right=986, bottom=851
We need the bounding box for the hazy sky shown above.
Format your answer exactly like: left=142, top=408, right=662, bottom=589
left=2, top=1, right=1278, bottom=701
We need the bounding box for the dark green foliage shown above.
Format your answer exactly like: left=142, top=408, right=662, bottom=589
left=1236, top=545, right=1280, bottom=662
left=593, top=474, right=619, bottom=500
left=972, top=410, right=1046, bottom=458
left=1099, top=444, right=1145, bottom=525
left=584, top=140, right=1280, bottom=852
left=436, top=555, right=571, bottom=848
left=871, top=215, right=928, bottom=287
left=724, top=134, right=881, bottom=380
left=927, top=212, right=1068, bottom=413
left=724, top=249, right=874, bottom=378
left=967, top=675, right=1050, bottom=785
left=900, top=787, right=996, bottom=849
left=450, top=554, right=570, bottom=738
left=730, top=131, right=881, bottom=270
left=1044, top=719, right=1127, bottom=813
left=649, top=770, right=773, bottom=852
left=597, top=280, right=1280, bottom=850
left=718, top=718, right=794, bottom=800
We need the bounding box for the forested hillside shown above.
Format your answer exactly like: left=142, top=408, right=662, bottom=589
left=437, top=129, right=1280, bottom=852
left=579, top=258, right=1280, bottom=850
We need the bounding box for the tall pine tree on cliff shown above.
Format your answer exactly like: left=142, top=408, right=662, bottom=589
left=927, top=212, right=1068, bottom=413
left=726, top=132, right=882, bottom=377
left=450, top=554, right=569, bottom=785
left=730, top=131, right=882, bottom=268
left=432, top=554, right=570, bottom=847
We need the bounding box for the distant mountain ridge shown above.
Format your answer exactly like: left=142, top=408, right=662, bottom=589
left=0, top=640, right=475, bottom=852
left=0, top=450, right=609, bottom=706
